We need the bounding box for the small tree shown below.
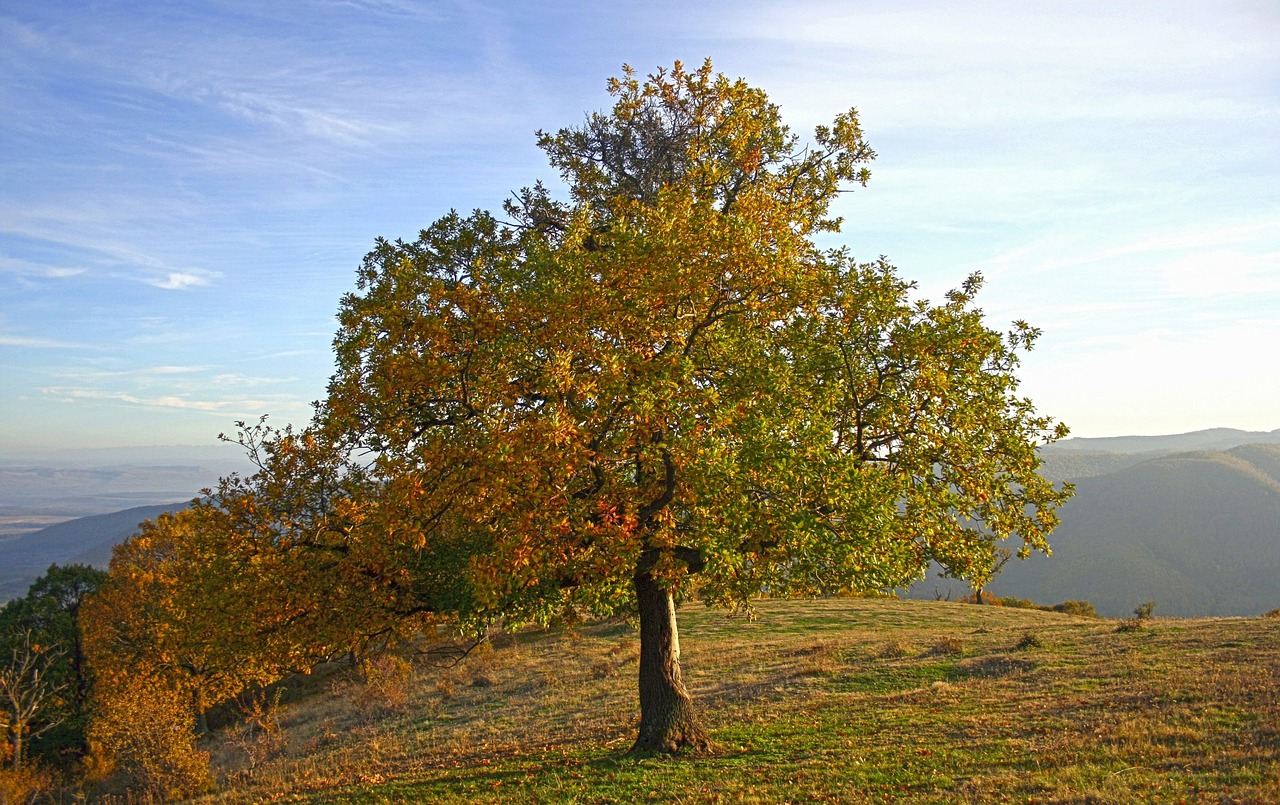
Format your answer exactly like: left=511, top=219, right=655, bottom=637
left=0, top=563, right=106, bottom=763
left=0, top=632, right=67, bottom=770
left=81, top=506, right=305, bottom=741
left=968, top=546, right=1014, bottom=605
left=85, top=673, right=211, bottom=799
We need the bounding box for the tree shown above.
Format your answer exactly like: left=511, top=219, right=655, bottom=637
left=305, top=60, right=1072, bottom=752
left=966, top=546, right=1013, bottom=604
left=81, top=426, right=457, bottom=756
left=81, top=502, right=326, bottom=739
left=207, top=60, right=1070, bottom=753
left=0, top=632, right=66, bottom=770
left=0, top=564, right=106, bottom=763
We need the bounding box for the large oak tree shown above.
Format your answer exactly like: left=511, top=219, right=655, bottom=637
left=311, top=61, right=1071, bottom=751
left=89, top=61, right=1069, bottom=757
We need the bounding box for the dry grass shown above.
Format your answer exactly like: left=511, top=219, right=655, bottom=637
left=190, top=599, right=1280, bottom=804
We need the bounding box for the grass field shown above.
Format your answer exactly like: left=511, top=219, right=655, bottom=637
left=198, top=598, right=1280, bottom=803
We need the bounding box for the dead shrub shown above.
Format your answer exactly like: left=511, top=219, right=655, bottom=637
left=877, top=640, right=916, bottom=659
left=1117, top=601, right=1157, bottom=633
left=605, top=638, right=639, bottom=669
left=928, top=636, right=965, bottom=656
left=435, top=674, right=457, bottom=701
left=228, top=687, right=288, bottom=776
left=302, top=718, right=342, bottom=754
left=591, top=659, right=618, bottom=680
left=356, top=655, right=414, bottom=715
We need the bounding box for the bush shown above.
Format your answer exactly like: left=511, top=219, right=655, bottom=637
left=0, top=763, right=54, bottom=803
left=356, top=654, right=414, bottom=715
left=876, top=640, right=916, bottom=659
left=995, top=596, right=1039, bottom=609
left=87, top=675, right=212, bottom=800
left=928, top=636, right=964, bottom=656
left=1052, top=600, right=1099, bottom=618
left=1014, top=632, right=1044, bottom=650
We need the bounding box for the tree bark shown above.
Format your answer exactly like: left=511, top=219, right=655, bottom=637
left=630, top=568, right=709, bottom=754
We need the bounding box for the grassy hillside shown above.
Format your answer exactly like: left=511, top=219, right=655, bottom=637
left=193, top=598, right=1279, bottom=804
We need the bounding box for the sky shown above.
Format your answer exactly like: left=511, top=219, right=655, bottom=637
left=1, top=0, right=1277, bottom=453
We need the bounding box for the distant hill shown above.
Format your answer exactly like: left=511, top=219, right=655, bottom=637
left=915, top=441, right=1280, bottom=617
left=1045, top=427, right=1280, bottom=454
left=0, top=443, right=249, bottom=539
left=0, top=503, right=187, bottom=601
left=1037, top=427, right=1280, bottom=482
left=7, top=430, right=1278, bottom=615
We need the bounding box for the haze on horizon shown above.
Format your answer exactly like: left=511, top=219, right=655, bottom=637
left=2, top=1, right=1277, bottom=452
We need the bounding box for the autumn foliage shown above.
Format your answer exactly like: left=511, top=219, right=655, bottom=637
left=80, top=59, right=1070, bottom=771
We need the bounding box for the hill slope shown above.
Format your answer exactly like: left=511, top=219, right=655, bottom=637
left=1037, top=427, right=1280, bottom=481
left=935, top=443, right=1280, bottom=617
left=189, top=598, right=1280, bottom=804
left=0, top=503, right=186, bottom=601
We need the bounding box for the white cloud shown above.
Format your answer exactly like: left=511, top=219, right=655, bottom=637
left=0, top=256, right=87, bottom=278
left=211, top=373, right=300, bottom=388
left=149, top=271, right=212, bottom=290
left=39, top=387, right=308, bottom=416
left=0, top=334, right=84, bottom=349
left=54, top=365, right=212, bottom=381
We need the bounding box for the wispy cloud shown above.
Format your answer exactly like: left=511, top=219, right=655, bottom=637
left=0, top=334, right=86, bottom=349
left=39, top=387, right=308, bottom=415
left=0, top=256, right=87, bottom=278
left=55, top=365, right=212, bottom=381
left=210, top=373, right=300, bottom=388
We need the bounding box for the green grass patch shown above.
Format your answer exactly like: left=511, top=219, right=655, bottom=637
left=196, top=598, right=1280, bottom=804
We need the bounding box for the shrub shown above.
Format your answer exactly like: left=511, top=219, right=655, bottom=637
left=1015, top=632, right=1044, bottom=650
left=0, top=763, right=54, bottom=803
left=995, top=596, right=1039, bottom=609
left=87, top=675, right=212, bottom=800
left=928, top=636, right=964, bottom=656
left=876, top=640, right=916, bottom=659
left=356, top=654, right=414, bottom=715
left=1262, top=608, right=1280, bottom=619
left=1133, top=601, right=1156, bottom=620
left=1052, top=600, right=1098, bottom=618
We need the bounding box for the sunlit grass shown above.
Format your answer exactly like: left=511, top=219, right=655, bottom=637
left=196, top=598, right=1280, bottom=804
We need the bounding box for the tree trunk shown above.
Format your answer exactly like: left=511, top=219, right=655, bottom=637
left=630, top=568, right=709, bottom=754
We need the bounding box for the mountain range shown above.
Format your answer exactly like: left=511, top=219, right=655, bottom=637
left=0, top=503, right=188, bottom=601
left=2, top=430, right=1278, bottom=615
left=912, top=428, right=1280, bottom=617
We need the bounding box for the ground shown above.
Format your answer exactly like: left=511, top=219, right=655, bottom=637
left=196, top=598, right=1280, bottom=804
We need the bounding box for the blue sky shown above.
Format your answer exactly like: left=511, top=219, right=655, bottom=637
left=2, top=0, right=1277, bottom=452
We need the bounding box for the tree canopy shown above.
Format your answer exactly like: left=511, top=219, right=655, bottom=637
left=85, top=60, right=1071, bottom=756
left=314, top=60, right=1070, bottom=749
